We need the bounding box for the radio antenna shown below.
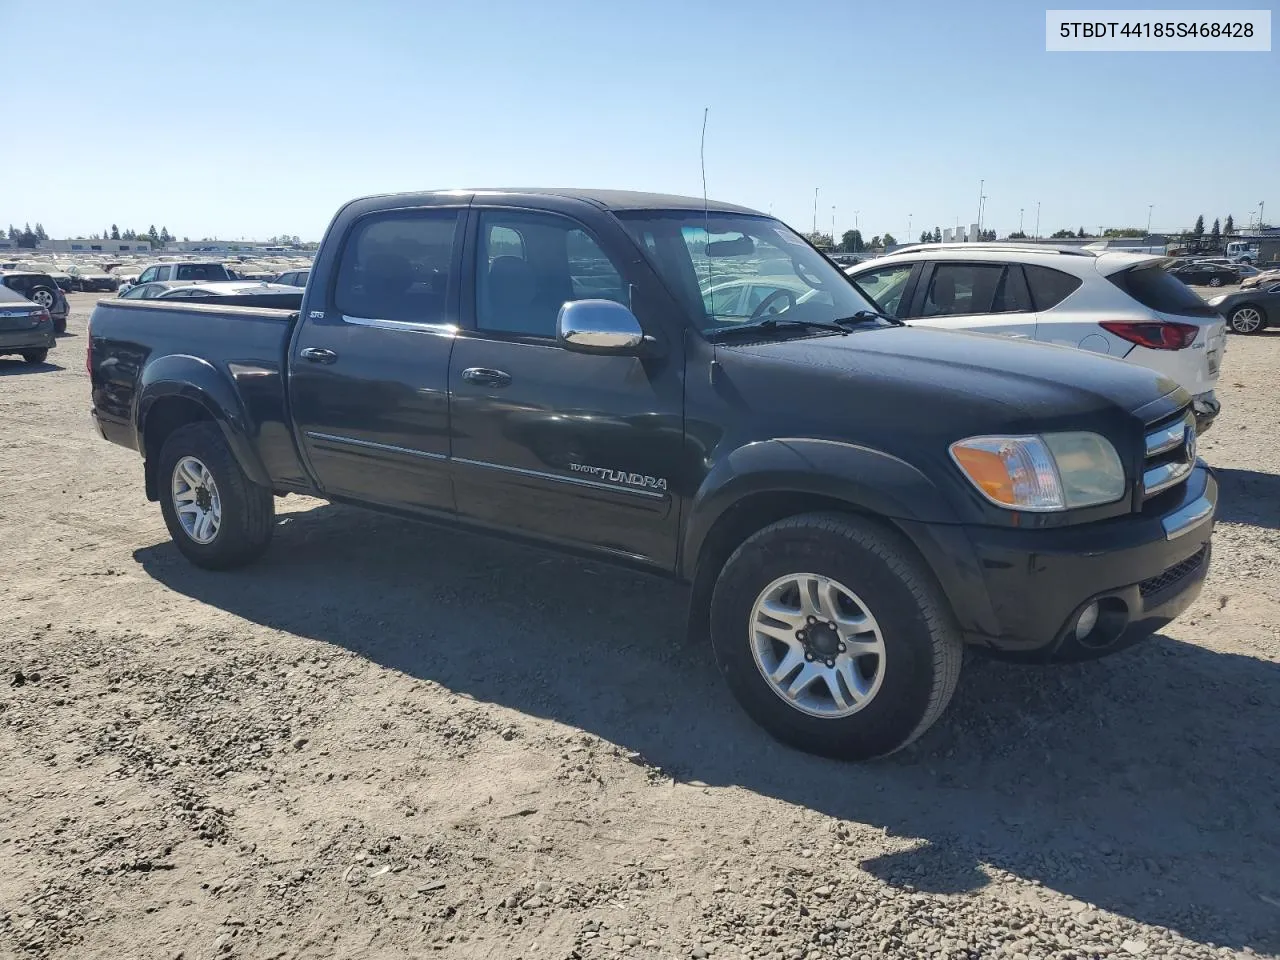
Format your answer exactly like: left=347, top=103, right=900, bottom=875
left=701, top=106, right=717, bottom=317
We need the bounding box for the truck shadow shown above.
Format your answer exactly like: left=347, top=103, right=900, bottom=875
left=133, top=502, right=1280, bottom=954
left=1212, top=467, right=1280, bottom=530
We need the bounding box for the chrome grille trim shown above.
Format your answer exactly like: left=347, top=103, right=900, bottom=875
left=1144, top=459, right=1193, bottom=496
left=1141, top=410, right=1195, bottom=499
left=1145, top=420, right=1186, bottom=457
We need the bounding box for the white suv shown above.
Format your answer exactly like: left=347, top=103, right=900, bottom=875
left=845, top=245, right=1225, bottom=432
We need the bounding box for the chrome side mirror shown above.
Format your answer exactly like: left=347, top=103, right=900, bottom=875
left=557, top=299, right=646, bottom=354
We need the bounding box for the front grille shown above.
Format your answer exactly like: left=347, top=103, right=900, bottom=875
left=1142, top=407, right=1196, bottom=499
left=1139, top=545, right=1208, bottom=598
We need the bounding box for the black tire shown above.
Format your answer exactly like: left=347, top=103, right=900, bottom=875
left=1227, top=304, right=1267, bottom=335
left=54, top=316, right=66, bottom=335
left=709, top=512, right=963, bottom=761
left=21, top=349, right=48, bottom=364
left=157, top=422, right=274, bottom=570
left=1207, top=276, right=1223, bottom=287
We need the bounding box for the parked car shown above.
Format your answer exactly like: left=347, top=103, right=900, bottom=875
left=1, top=271, right=69, bottom=333
left=1167, top=262, right=1239, bottom=287
left=68, top=265, right=120, bottom=292
left=120, top=280, right=303, bottom=307
left=88, top=189, right=1216, bottom=761
left=0, top=285, right=56, bottom=363
left=271, top=268, right=310, bottom=287
left=1241, top=266, right=1280, bottom=290
left=119, top=261, right=233, bottom=295
left=1207, top=284, right=1280, bottom=334
left=845, top=244, right=1225, bottom=432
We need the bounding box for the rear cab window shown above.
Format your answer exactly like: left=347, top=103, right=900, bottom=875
left=1108, top=265, right=1217, bottom=318
left=334, top=209, right=462, bottom=325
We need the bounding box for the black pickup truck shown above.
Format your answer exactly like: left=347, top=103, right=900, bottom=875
left=89, top=189, right=1217, bottom=760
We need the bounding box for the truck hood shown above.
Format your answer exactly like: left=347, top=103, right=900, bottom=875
left=715, top=325, right=1187, bottom=446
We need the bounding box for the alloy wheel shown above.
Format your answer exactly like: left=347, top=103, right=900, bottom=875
left=1230, top=307, right=1263, bottom=334
left=171, top=456, right=222, bottom=544
left=749, top=573, right=887, bottom=719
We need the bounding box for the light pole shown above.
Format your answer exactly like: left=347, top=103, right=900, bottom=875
left=1034, top=201, right=1040, bottom=240
left=1260, top=200, right=1266, bottom=229
left=832, top=205, right=836, bottom=245
left=813, top=187, right=818, bottom=235
left=1019, top=207, right=1024, bottom=235
left=907, top=214, right=913, bottom=241
left=1147, top=204, right=1153, bottom=235
left=977, top=179, right=984, bottom=234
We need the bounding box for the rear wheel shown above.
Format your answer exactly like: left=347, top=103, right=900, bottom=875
left=21, top=349, right=48, bottom=364
left=157, top=422, right=274, bottom=569
left=1228, top=305, right=1266, bottom=335
left=1208, top=276, right=1224, bottom=287
left=709, top=513, right=963, bottom=761
left=29, top=286, right=56, bottom=308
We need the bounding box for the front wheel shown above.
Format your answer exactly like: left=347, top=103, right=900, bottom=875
left=709, top=513, right=963, bottom=761
left=1228, top=305, right=1266, bottom=335
left=1208, top=276, right=1224, bottom=287
left=157, top=422, right=274, bottom=569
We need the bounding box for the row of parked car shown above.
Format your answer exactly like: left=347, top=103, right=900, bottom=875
left=0, top=261, right=311, bottom=364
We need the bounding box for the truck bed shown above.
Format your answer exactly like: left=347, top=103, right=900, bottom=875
left=88, top=297, right=313, bottom=494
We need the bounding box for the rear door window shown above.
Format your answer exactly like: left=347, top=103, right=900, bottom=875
left=334, top=209, right=462, bottom=324
left=1023, top=264, right=1083, bottom=311
left=156, top=266, right=172, bottom=281
left=1108, top=265, right=1217, bottom=318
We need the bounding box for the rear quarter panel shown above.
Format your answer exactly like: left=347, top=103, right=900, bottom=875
left=89, top=299, right=312, bottom=491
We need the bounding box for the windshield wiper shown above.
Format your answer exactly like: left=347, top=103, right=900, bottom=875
left=834, top=309, right=905, bottom=327
left=706, top=317, right=851, bottom=340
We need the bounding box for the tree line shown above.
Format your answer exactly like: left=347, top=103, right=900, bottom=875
left=4, top=222, right=182, bottom=248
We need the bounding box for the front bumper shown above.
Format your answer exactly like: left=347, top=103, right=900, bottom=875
left=903, top=465, right=1216, bottom=662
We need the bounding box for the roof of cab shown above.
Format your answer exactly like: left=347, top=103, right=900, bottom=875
left=357, top=188, right=763, bottom=216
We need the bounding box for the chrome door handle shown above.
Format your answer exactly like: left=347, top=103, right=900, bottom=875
left=462, top=367, right=511, bottom=387
left=300, top=347, right=338, bottom=364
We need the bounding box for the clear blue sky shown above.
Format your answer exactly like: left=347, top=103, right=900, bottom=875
left=5, top=0, right=1276, bottom=242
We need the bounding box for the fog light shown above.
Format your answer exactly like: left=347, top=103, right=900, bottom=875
left=1074, top=601, right=1100, bottom=641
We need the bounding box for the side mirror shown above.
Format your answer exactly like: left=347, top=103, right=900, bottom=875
left=557, top=299, right=650, bottom=355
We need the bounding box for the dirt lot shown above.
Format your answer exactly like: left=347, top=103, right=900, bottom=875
left=1, top=292, right=1277, bottom=960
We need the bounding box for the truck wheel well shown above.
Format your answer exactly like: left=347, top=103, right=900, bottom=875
left=686, top=491, right=890, bottom=641
left=143, top=397, right=213, bottom=500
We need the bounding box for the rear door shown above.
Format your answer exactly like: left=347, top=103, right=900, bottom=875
left=289, top=204, right=465, bottom=515
left=447, top=204, right=685, bottom=568
left=904, top=261, right=1037, bottom=338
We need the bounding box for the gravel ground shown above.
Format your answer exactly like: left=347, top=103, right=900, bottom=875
left=1, top=293, right=1277, bottom=960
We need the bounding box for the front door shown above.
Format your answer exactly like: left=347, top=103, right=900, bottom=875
left=448, top=207, right=685, bottom=568
left=905, top=261, right=1038, bottom=339
left=289, top=206, right=464, bottom=515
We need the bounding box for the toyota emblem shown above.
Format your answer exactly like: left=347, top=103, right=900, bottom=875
left=1184, top=425, right=1197, bottom=464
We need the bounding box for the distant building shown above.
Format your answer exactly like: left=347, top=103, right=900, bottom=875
left=0, top=238, right=153, bottom=253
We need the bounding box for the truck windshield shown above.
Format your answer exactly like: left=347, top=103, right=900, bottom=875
left=616, top=211, right=878, bottom=335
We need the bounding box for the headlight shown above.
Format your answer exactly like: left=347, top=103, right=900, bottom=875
left=950, top=432, right=1126, bottom=511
